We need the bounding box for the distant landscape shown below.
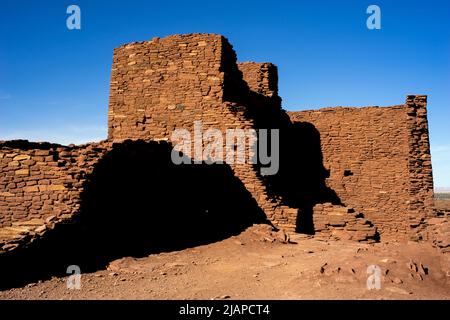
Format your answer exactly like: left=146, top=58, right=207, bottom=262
left=435, top=192, right=450, bottom=214
left=435, top=193, right=450, bottom=200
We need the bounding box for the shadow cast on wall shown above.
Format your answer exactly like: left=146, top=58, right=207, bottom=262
left=220, top=57, right=342, bottom=234
left=236, top=83, right=342, bottom=234
left=0, top=140, right=266, bottom=290
left=275, top=121, right=342, bottom=234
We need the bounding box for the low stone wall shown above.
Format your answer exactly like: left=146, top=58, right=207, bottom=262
left=0, top=140, right=111, bottom=252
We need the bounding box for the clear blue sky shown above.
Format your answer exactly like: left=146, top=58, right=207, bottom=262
left=0, top=0, right=449, bottom=188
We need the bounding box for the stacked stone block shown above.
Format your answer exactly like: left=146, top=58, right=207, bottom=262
left=312, top=203, right=377, bottom=242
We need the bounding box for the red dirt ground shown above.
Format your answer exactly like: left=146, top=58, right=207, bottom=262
left=0, top=224, right=449, bottom=300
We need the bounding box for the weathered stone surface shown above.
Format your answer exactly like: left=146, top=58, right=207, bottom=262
left=24, top=186, right=39, bottom=193
left=15, top=169, right=29, bottom=176
left=13, top=155, right=31, bottom=161
left=288, top=95, right=433, bottom=241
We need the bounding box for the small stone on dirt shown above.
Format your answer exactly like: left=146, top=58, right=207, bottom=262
left=392, top=277, right=403, bottom=284
left=418, top=263, right=428, bottom=276
left=320, top=263, right=328, bottom=274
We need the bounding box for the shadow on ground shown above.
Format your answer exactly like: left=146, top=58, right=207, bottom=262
left=0, top=140, right=266, bottom=290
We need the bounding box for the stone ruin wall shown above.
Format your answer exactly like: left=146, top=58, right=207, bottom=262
left=237, top=62, right=278, bottom=98
left=288, top=95, right=434, bottom=240
left=108, top=34, right=225, bottom=141
left=0, top=140, right=180, bottom=253
left=0, top=140, right=108, bottom=251
left=0, top=33, right=436, bottom=253
left=107, top=34, right=299, bottom=231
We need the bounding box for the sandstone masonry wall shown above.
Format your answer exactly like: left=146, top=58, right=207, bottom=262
left=288, top=96, right=434, bottom=240
left=108, top=34, right=226, bottom=141
left=0, top=140, right=111, bottom=252
left=237, top=62, right=278, bottom=98
left=108, top=34, right=299, bottom=231
left=405, top=95, right=435, bottom=228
